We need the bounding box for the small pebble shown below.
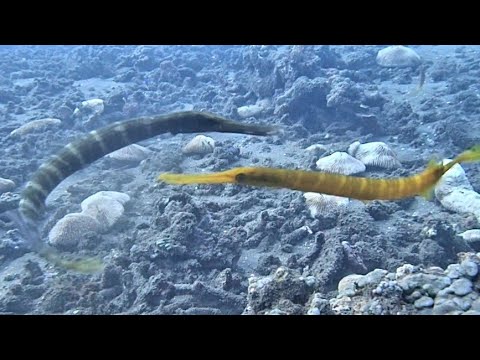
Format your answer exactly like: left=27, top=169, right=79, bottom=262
left=418, top=308, right=433, bottom=315
left=307, top=308, right=321, bottom=315
left=449, top=278, right=473, bottom=296
left=414, top=296, right=434, bottom=309
left=452, top=297, right=471, bottom=311
left=460, top=260, right=478, bottom=278
left=433, top=299, right=463, bottom=315
left=411, top=290, right=423, bottom=300
left=445, top=264, right=465, bottom=279
left=303, top=276, right=316, bottom=287
left=436, top=288, right=450, bottom=298
left=266, top=308, right=288, bottom=315
left=471, top=298, right=480, bottom=312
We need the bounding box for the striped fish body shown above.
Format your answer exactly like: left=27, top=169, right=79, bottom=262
left=20, top=112, right=277, bottom=220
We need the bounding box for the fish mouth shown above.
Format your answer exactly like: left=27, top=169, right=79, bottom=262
left=158, top=172, right=235, bottom=185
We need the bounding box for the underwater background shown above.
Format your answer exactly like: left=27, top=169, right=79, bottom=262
left=0, top=45, right=479, bottom=315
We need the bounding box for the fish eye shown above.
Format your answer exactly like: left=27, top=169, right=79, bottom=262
left=235, top=173, right=247, bottom=182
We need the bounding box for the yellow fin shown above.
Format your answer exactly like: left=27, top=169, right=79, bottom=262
left=42, top=249, right=104, bottom=274
left=58, top=257, right=105, bottom=274
left=420, top=186, right=435, bottom=200
left=454, top=144, right=480, bottom=163
left=427, top=158, right=440, bottom=168
left=419, top=159, right=438, bottom=200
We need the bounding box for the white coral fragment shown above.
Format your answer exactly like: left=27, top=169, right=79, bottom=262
left=182, top=135, right=215, bottom=155
left=49, top=191, right=130, bottom=249
left=10, top=118, right=62, bottom=137
left=348, top=141, right=401, bottom=169
left=316, top=152, right=366, bottom=175
left=81, top=191, right=130, bottom=232
left=303, top=192, right=349, bottom=217
left=48, top=213, right=101, bottom=248
left=376, top=45, right=422, bottom=68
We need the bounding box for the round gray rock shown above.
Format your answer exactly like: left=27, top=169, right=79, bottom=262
left=460, top=260, right=478, bottom=278
left=448, top=278, right=473, bottom=296
left=414, top=296, right=434, bottom=309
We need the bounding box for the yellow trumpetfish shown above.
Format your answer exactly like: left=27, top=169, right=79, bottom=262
left=158, top=145, right=480, bottom=201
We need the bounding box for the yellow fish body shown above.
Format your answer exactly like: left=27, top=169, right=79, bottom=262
left=159, top=145, right=480, bottom=201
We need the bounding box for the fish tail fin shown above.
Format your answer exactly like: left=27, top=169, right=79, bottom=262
left=39, top=247, right=104, bottom=274
left=5, top=209, right=104, bottom=274
left=445, top=144, right=480, bottom=171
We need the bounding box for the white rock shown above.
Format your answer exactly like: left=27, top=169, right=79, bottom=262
left=307, top=308, right=321, bottom=315
left=460, top=259, right=478, bottom=278
left=237, top=99, right=270, bottom=118
left=447, top=278, right=473, bottom=296
left=357, top=269, right=388, bottom=288
left=337, top=274, right=364, bottom=297
left=435, top=161, right=473, bottom=195
left=0, top=178, right=15, bottom=194
left=414, top=296, right=434, bottom=309
left=82, top=197, right=125, bottom=232
left=81, top=191, right=130, bottom=208
left=444, top=264, right=465, bottom=279
left=459, top=229, right=480, bottom=242
left=81, top=98, right=104, bottom=114
left=305, top=144, right=327, bottom=153
left=435, top=160, right=480, bottom=221
left=436, top=188, right=480, bottom=222
left=376, top=45, right=422, bottom=68
left=80, top=191, right=129, bottom=231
